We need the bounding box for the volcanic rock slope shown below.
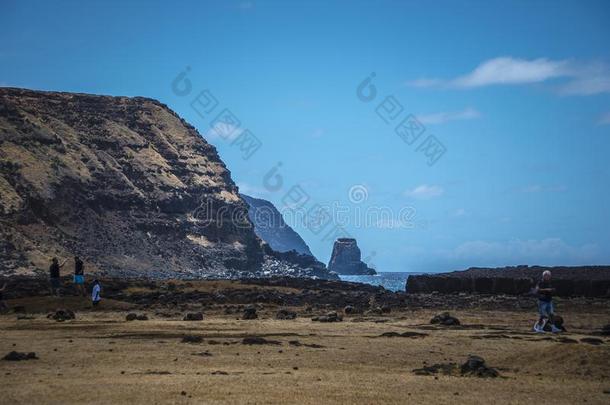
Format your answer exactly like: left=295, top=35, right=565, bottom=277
left=0, top=87, right=263, bottom=278
left=241, top=193, right=314, bottom=257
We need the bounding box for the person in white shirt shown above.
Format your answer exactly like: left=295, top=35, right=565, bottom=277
left=91, top=280, right=101, bottom=308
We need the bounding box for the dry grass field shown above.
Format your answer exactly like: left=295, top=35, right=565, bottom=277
left=1, top=296, right=609, bottom=404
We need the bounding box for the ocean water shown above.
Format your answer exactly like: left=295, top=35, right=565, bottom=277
left=338, top=272, right=425, bottom=292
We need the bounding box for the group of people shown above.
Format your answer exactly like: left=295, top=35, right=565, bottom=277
left=49, top=256, right=101, bottom=307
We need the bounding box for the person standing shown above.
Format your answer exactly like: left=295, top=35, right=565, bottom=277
left=49, top=257, right=67, bottom=297
left=73, top=256, right=86, bottom=297
left=534, top=270, right=556, bottom=332
left=91, top=279, right=101, bottom=308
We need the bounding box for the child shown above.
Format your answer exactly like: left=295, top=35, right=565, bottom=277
left=91, top=279, right=101, bottom=308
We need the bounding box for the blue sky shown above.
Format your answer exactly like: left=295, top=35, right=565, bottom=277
left=2, top=0, right=609, bottom=272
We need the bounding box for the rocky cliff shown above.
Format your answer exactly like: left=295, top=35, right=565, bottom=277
left=406, top=266, right=610, bottom=297
left=0, top=87, right=263, bottom=278
left=327, top=238, right=376, bottom=275
left=241, top=194, right=313, bottom=257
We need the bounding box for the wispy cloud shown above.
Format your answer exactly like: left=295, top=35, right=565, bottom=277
left=453, top=57, right=568, bottom=87
left=407, top=57, right=610, bottom=96
left=597, top=111, right=610, bottom=125
left=416, top=107, right=480, bottom=125
left=405, top=184, right=444, bottom=199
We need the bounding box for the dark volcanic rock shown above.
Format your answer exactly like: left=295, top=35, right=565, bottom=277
left=181, top=335, right=204, bottom=343
left=327, top=238, right=376, bottom=275
left=3, top=351, right=38, bottom=361
left=413, top=355, right=498, bottom=378
left=460, top=355, right=499, bottom=377
left=430, top=312, right=460, bottom=326
left=126, top=313, right=148, bottom=321
left=242, top=306, right=258, bottom=320
left=242, top=336, right=281, bottom=345
left=276, top=309, right=297, bottom=320
left=48, top=309, right=75, bottom=322
left=183, top=312, right=204, bottom=321
left=312, top=312, right=343, bottom=322
left=241, top=194, right=313, bottom=256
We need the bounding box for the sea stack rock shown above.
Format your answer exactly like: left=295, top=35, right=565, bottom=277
left=327, top=238, right=376, bottom=275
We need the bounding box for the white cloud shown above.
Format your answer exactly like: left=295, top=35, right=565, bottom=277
left=452, top=57, right=568, bottom=88
left=405, top=184, right=444, bottom=199
left=416, top=107, right=480, bottom=125
left=407, top=57, right=610, bottom=95
left=597, top=111, right=610, bottom=125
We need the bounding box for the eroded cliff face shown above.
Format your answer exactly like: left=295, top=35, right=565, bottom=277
left=241, top=194, right=314, bottom=257
left=327, top=238, right=376, bottom=275
left=0, top=87, right=262, bottom=278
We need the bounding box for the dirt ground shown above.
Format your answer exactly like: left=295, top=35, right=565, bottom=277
left=1, top=297, right=609, bottom=404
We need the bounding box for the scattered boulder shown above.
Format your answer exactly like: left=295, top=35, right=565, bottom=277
left=343, top=305, right=356, bottom=315
left=48, top=309, right=75, bottom=322
left=183, top=312, right=204, bottom=321
left=125, top=313, right=148, bottom=321
left=3, top=351, right=38, bottom=361
left=312, top=312, right=343, bottom=322
left=242, top=336, right=281, bottom=345
left=413, top=355, right=498, bottom=378
left=13, top=305, right=26, bottom=313
left=378, top=331, right=428, bottom=338
left=430, top=312, right=460, bottom=326
left=460, top=355, right=499, bottom=378
left=242, top=306, right=258, bottom=320
left=276, top=309, right=297, bottom=320
left=181, top=335, right=204, bottom=343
